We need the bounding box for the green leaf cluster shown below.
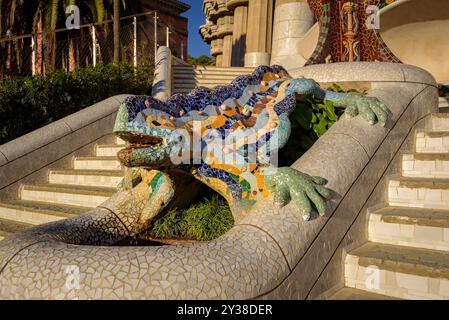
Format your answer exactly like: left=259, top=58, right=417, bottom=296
left=279, top=84, right=359, bottom=166
left=187, top=55, right=215, bottom=66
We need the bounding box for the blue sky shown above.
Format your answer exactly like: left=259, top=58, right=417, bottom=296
left=181, top=0, right=211, bottom=57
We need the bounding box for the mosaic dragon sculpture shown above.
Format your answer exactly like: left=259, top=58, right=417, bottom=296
left=111, top=65, right=389, bottom=238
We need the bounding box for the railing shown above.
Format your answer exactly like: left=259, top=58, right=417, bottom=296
left=0, top=11, right=185, bottom=80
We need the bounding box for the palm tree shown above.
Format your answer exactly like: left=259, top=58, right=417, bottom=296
left=1, top=0, right=144, bottom=78
left=113, top=0, right=119, bottom=63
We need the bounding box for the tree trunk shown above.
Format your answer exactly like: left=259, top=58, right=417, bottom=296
left=113, top=0, right=120, bottom=63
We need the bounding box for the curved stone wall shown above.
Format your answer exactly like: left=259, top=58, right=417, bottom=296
left=379, top=0, right=449, bottom=83
left=0, top=63, right=438, bottom=299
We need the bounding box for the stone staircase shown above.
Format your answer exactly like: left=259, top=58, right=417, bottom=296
left=331, top=113, right=449, bottom=300
left=172, top=65, right=254, bottom=94
left=0, top=137, right=126, bottom=241
left=0, top=66, right=255, bottom=242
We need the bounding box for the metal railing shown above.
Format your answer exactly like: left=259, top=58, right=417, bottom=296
left=0, top=11, right=185, bottom=80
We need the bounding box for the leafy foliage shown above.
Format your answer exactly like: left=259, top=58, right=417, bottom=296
left=187, top=55, right=215, bottom=66
left=0, top=62, right=153, bottom=144
left=149, top=196, right=234, bottom=242
left=278, top=84, right=357, bottom=166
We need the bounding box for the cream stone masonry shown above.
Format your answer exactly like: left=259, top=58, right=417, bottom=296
left=345, top=243, right=449, bottom=300
left=271, top=0, right=315, bottom=70
left=335, top=110, right=449, bottom=300
left=402, top=154, right=449, bottom=179
left=415, top=131, right=449, bottom=154
left=200, top=0, right=317, bottom=68
left=227, top=0, right=248, bottom=67
left=368, top=207, right=449, bottom=251
left=172, top=64, right=253, bottom=94
left=244, top=0, right=273, bottom=67
left=200, top=0, right=234, bottom=67
left=388, top=178, right=449, bottom=210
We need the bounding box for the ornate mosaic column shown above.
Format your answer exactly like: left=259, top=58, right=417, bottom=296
left=341, top=1, right=359, bottom=62
left=227, top=0, right=249, bottom=67
left=306, top=0, right=400, bottom=64
left=244, top=0, right=274, bottom=67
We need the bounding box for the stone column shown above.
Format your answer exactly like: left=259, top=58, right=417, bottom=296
left=227, top=0, right=249, bottom=67
left=271, top=0, right=315, bottom=70
left=244, top=0, right=274, bottom=67
left=212, top=38, right=224, bottom=66
left=217, top=15, right=234, bottom=67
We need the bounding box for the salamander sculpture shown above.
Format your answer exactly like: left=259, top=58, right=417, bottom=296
left=110, top=65, right=389, bottom=239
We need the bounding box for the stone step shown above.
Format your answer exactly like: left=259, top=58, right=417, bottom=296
left=0, top=218, right=32, bottom=241
left=173, top=84, right=200, bottom=90
left=402, top=154, right=449, bottom=178
left=48, top=170, right=123, bottom=188
left=328, top=287, right=400, bottom=300
left=115, top=137, right=126, bottom=145
left=174, top=73, right=240, bottom=81
left=428, top=113, right=449, bottom=132
left=95, top=144, right=125, bottom=157
left=173, top=89, right=194, bottom=95
left=19, top=184, right=115, bottom=208
left=173, top=65, right=252, bottom=72
left=173, top=70, right=252, bottom=77
left=439, top=97, right=449, bottom=108
left=73, top=156, right=122, bottom=171
left=0, top=200, right=89, bottom=225
left=345, top=242, right=449, bottom=299
left=415, top=131, right=449, bottom=154
left=173, top=79, right=235, bottom=86
left=368, top=206, right=449, bottom=251
left=173, top=83, right=233, bottom=90
left=388, top=178, right=449, bottom=210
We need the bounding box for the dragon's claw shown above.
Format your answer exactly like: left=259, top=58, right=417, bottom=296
left=342, top=93, right=389, bottom=127
left=264, top=167, right=332, bottom=221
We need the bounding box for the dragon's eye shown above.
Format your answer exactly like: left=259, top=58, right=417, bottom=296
left=152, top=120, right=161, bottom=126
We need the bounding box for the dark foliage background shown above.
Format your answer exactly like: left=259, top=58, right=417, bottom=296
left=0, top=62, right=153, bottom=144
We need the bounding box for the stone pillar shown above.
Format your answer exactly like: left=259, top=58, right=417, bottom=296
left=212, top=38, right=224, bottom=66
left=216, top=54, right=223, bottom=66
left=222, top=35, right=234, bottom=66
left=217, top=15, right=234, bottom=67
left=244, top=0, right=274, bottom=67
left=227, top=0, right=249, bottom=67
left=270, top=0, right=315, bottom=70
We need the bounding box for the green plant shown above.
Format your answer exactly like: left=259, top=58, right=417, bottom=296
left=279, top=84, right=361, bottom=166
left=149, top=196, right=234, bottom=241
left=0, top=61, right=153, bottom=144
left=187, top=55, right=215, bottom=66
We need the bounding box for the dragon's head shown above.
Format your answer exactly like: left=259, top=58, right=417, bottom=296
left=113, top=95, right=181, bottom=169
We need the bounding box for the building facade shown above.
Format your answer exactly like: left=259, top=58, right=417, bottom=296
left=199, top=0, right=316, bottom=68
left=141, top=0, right=190, bottom=60
left=198, top=0, right=406, bottom=69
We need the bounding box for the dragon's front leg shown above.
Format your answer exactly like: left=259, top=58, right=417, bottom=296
left=288, top=78, right=390, bottom=126
left=263, top=167, right=332, bottom=221
left=112, top=168, right=175, bottom=236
